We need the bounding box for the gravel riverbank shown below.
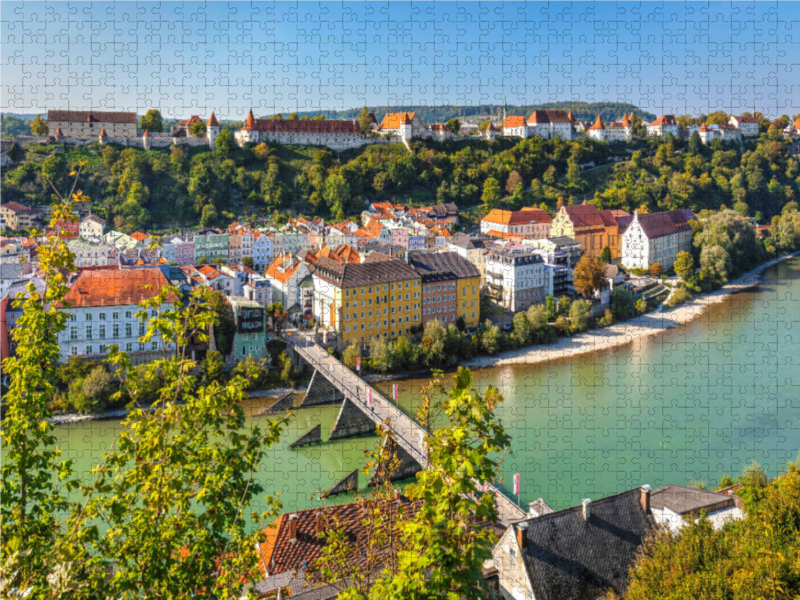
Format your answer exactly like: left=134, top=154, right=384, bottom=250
left=464, top=251, right=800, bottom=369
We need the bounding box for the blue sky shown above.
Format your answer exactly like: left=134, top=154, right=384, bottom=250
left=2, top=1, right=798, bottom=120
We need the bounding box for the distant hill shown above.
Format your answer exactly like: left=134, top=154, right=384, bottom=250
left=264, top=103, right=657, bottom=125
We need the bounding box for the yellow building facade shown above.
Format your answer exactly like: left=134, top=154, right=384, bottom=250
left=311, top=257, right=421, bottom=347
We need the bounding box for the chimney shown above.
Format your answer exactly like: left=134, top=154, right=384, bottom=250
left=516, top=522, right=528, bottom=549
left=640, top=484, right=651, bottom=513
left=287, top=513, right=299, bottom=542
left=581, top=498, right=592, bottom=522
left=315, top=512, right=324, bottom=537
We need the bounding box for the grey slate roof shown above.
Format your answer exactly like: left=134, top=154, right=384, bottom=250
left=518, top=488, right=655, bottom=600
left=650, top=484, right=735, bottom=516
left=408, top=251, right=480, bottom=281
left=449, top=232, right=489, bottom=250
left=362, top=241, right=408, bottom=258
left=548, top=236, right=583, bottom=248
left=311, top=255, right=419, bottom=288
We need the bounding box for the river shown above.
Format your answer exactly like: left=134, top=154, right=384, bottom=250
left=54, top=256, right=800, bottom=517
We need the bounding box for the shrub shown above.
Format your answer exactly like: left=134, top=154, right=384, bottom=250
left=610, top=286, right=636, bottom=321
left=649, top=262, right=664, bottom=276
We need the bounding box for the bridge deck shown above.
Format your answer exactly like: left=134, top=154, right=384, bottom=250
left=289, top=337, right=527, bottom=527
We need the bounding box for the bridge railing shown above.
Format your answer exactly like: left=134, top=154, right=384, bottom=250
left=290, top=338, right=526, bottom=524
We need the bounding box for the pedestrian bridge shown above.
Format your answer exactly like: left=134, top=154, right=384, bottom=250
left=274, top=336, right=527, bottom=527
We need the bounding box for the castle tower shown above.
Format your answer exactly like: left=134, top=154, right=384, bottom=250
left=55, top=127, right=64, bottom=142
left=699, top=122, right=709, bottom=145
left=207, top=112, right=220, bottom=150
left=98, top=128, right=108, bottom=145
left=400, top=113, right=413, bottom=141
left=621, top=114, right=632, bottom=141
left=587, top=115, right=605, bottom=142
left=142, top=129, right=151, bottom=150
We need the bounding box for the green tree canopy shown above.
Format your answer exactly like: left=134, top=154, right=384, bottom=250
left=140, top=109, right=164, bottom=133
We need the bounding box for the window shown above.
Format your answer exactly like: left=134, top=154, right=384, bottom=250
left=125, top=311, right=133, bottom=319
left=125, top=342, right=133, bottom=352
left=125, top=323, right=132, bottom=337
left=98, top=324, right=106, bottom=338
left=69, top=313, right=76, bottom=322
left=85, top=313, right=92, bottom=321
left=113, top=312, right=120, bottom=320
left=71, top=346, right=77, bottom=356
left=99, top=344, right=106, bottom=353
left=99, top=312, right=106, bottom=321
left=86, top=345, right=93, bottom=355
left=70, top=326, right=78, bottom=341
left=113, top=324, right=120, bottom=337
left=138, top=342, right=146, bottom=352
left=85, top=326, right=93, bottom=340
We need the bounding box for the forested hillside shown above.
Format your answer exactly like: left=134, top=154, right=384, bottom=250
left=2, top=129, right=798, bottom=235
left=276, top=102, right=656, bottom=124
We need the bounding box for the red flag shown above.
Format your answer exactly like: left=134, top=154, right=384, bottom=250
left=356, top=356, right=361, bottom=371
left=513, top=474, right=520, bottom=495
left=392, top=384, right=398, bottom=400
left=322, top=330, right=327, bottom=344
left=482, top=482, right=489, bottom=493
left=368, top=388, right=373, bottom=406
left=329, top=356, right=334, bottom=372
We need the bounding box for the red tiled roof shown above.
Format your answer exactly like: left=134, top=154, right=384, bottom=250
left=376, top=112, right=418, bottom=131
left=257, top=498, right=419, bottom=580
left=588, top=115, right=604, bottom=131
left=528, top=110, right=550, bottom=125
left=528, top=110, right=571, bottom=125
left=733, top=115, right=759, bottom=123
left=130, top=231, right=150, bottom=242
left=265, top=254, right=302, bottom=284
left=563, top=204, right=607, bottom=231
left=207, top=112, right=220, bottom=127
left=2, top=201, right=31, bottom=213
left=59, top=267, right=171, bottom=308
left=180, top=115, right=203, bottom=126
left=48, top=110, right=137, bottom=124
left=503, top=116, right=527, bottom=128
left=244, top=110, right=256, bottom=130
left=364, top=219, right=384, bottom=238
left=649, top=115, right=677, bottom=127
left=335, top=243, right=361, bottom=264
left=598, top=209, right=628, bottom=227
left=246, top=118, right=360, bottom=134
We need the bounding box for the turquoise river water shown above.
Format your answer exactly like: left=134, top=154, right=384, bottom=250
left=53, top=257, right=800, bottom=519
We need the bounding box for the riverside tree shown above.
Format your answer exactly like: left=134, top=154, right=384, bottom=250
left=0, top=169, right=289, bottom=598
left=317, top=368, right=511, bottom=600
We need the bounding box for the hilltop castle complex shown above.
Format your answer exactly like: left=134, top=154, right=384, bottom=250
left=9, top=106, right=767, bottom=154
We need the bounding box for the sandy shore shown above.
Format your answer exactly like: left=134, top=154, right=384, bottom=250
left=464, top=251, right=799, bottom=369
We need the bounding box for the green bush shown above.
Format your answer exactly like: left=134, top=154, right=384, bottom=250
left=68, top=365, right=114, bottom=414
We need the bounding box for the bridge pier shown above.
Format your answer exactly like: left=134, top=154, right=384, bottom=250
left=329, top=398, right=376, bottom=440
left=289, top=424, right=322, bottom=448
left=301, top=369, right=344, bottom=407
left=369, top=437, right=422, bottom=487
left=324, top=469, right=360, bottom=497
